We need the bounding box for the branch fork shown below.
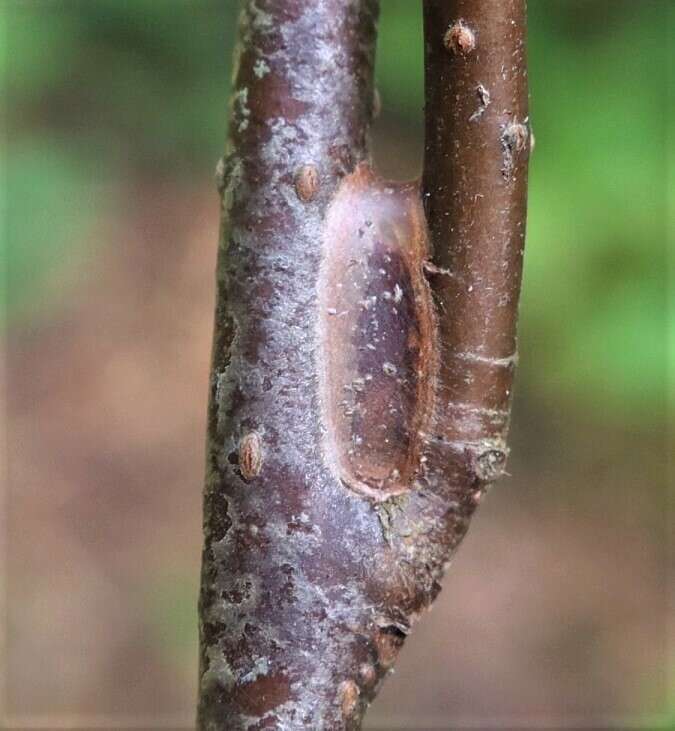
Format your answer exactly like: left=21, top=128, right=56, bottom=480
left=199, top=1, right=529, bottom=728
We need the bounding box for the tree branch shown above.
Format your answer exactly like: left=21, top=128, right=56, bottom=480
left=422, top=0, right=530, bottom=454
left=198, top=1, right=529, bottom=729
left=198, top=2, right=380, bottom=728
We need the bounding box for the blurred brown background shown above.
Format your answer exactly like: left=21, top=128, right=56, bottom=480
left=2, top=1, right=673, bottom=728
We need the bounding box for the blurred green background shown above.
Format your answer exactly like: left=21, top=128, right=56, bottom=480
left=3, top=1, right=672, bottom=728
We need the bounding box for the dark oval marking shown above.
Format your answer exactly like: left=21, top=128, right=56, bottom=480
left=318, top=164, right=436, bottom=500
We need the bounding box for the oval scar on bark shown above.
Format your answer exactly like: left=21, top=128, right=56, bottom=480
left=318, top=164, right=437, bottom=501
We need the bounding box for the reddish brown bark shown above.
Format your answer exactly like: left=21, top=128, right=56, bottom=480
left=423, top=0, right=530, bottom=454
left=198, top=1, right=529, bottom=729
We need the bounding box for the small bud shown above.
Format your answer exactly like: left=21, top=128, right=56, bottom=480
left=294, top=164, right=319, bottom=202
left=443, top=21, right=476, bottom=56
left=358, top=663, right=377, bottom=686
left=239, top=432, right=263, bottom=480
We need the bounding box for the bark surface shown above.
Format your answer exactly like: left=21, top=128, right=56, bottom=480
left=198, top=1, right=529, bottom=729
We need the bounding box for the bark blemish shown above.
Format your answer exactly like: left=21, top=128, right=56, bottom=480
left=357, top=663, right=377, bottom=687
left=214, top=154, right=243, bottom=213
left=469, top=83, right=491, bottom=122
left=338, top=679, right=360, bottom=719
left=423, top=260, right=454, bottom=278
left=232, top=672, right=292, bottom=716
left=215, top=156, right=227, bottom=193
left=467, top=438, right=509, bottom=483
left=373, top=627, right=404, bottom=670
left=201, top=644, right=235, bottom=693
left=232, top=87, right=251, bottom=133
left=501, top=120, right=529, bottom=181
left=253, top=58, right=270, bottom=79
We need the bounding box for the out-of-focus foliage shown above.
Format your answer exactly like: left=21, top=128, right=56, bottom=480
left=524, top=1, right=668, bottom=425
left=3, top=0, right=237, bottom=323
left=4, top=0, right=236, bottom=170
left=5, top=139, right=101, bottom=323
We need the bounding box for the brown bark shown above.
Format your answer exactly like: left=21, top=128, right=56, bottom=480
left=198, top=1, right=529, bottom=729
left=422, top=0, right=530, bottom=454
